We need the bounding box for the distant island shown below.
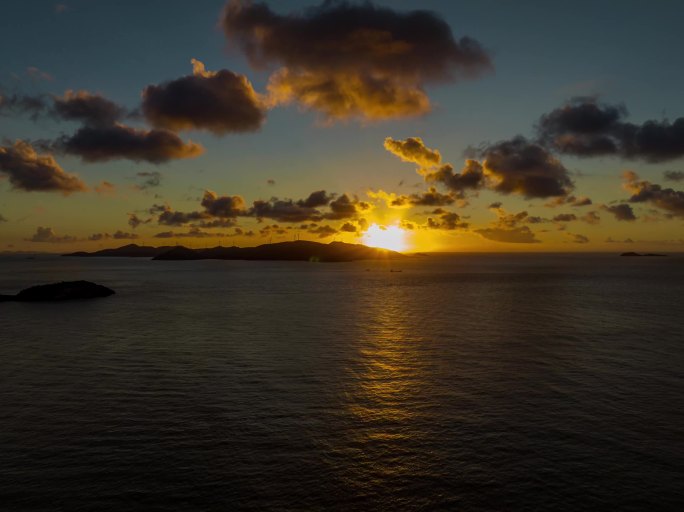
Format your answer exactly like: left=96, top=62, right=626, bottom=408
left=0, top=281, right=115, bottom=302
left=64, top=241, right=404, bottom=262
left=620, top=252, right=667, bottom=257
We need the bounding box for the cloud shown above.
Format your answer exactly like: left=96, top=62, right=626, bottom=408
left=0, top=213, right=7, bottom=222
left=340, top=222, right=357, bottom=233
left=251, top=198, right=323, bottom=223
left=384, top=137, right=441, bottom=167
left=26, top=67, right=54, bottom=82
left=267, top=179, right=276, bottom=186
left=25, top=226, right=77, bottom=243
left=201, top=190, right=248, bottom=217
left=546, top=195, right=593, bottom=207
left=473, top=207, right=541, bottom=243
left=581, top=211, right=601, bottom=225
left=142, top=59, right=266, bottom=134
left=0, top=140, right=87, bottom=193
left=297, top=190, right=333, bottom=208
left=538, top=97, right=684, bottom=162
left=127, top=213, right=151, bottom=229
left=475, top=226, right=539, bottom=243
left=565, top=232, right=590, bottom=244
left=53, top=90, right=127, bottom=127
left=605, top=237, right=634, bottom=244
left=308, top=224, right=338, bottom=238
left=552, top=213, right=577, bottom=222
left=664, top=170, right=684, bottom=182
left=603, top=203, right=637, bottom=221
left=622, top=171, right=684, bottom=218
left=154, top=227, right=229, bottom=238
left=88, top=230, right=139, bottom=241
left=59, top=124, right=204, bottom=163
left=151, top=203, right=211, bottom=226
left=324, top=194, right=370, bottom=220
left=424, top=160, right=485, bottom=196
left=0, top=92, right=49, bottom=119
left=370, top=187, right=455, bottom=208
left=135, top=171, right=162, bottom=190
left=481, top=136, right=574, bottom=198
left=94, top=181, right=116, bottom=195
left=426, top=211, right=468, bottom=230
left=223, top=0, right=491, bottom=122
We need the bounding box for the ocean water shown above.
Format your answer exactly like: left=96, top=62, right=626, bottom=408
left=0, top=253, right=682, bottom=511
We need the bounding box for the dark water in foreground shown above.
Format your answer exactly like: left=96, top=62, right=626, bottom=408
left=0, top=253, right=682, bottom=511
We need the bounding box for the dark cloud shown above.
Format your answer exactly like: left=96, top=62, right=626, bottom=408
left=267, top=179, right=276, bottom=185
left=94, top=181, right=115, bottom=194
left=424, top=160, right=485, bottom=197
left=664, top=170, right=684, bottom=182
left=223, top=0, right=491, bottom=121
left=0, top=140, right=87, bottom=193
left=475, top=226, right=539, bottom=243
left=201, top=190, right=248, bottom=217
left=547, top=195, right=593, bottom=207
left=481, top=136, right=574, bottom=198
left=135, top=171, right=162, bottom=190
left=142, top=59, right=266, bottom=134
left=565, top=232, right=589, bottom=244
left=251, top=198, right=322, bottom=223
left=538, top=97, right=684, bottom=162
left=324, top=194, right=370, bottom=220
left=127, top=213, right=151, bottom=229
left=0, top=213, right=8, bottom=222
left=623, top=171, right=684, bottom=218
left=474, top=207, right=541, bottom=243
left=25, top=226, right=77, bottom=243
left=53, top=90, right=127, bottom=127
left=0, top=92, right=49, bottom=120
left=59, top=124, right=203, bottom=163
left=581, top=211, right=601, bottom=225
left=603, top=203, right=637, bottom=221
left=340, top=222, right=357, bottom=233
left=308, top=224, right=338, bottom=238
left=152, top=204, right=211, bottom=226
left=297, top=190, right=333, bottom=208
left=87, top=230, right=139, bottom=241
left=154, top=227, right=228, bottom=239
left=384, top=137, right=441, bottom=167
left=405, top=187, right=456, bottom=207
left=426, top=211, right=468, bottom=230
left=552, top=213, right=577, bottom=222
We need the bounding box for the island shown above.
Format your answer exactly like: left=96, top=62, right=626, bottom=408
left=0, top=281, right=115, bottom=302
left=65, top=240, right=404, bottom=263
left=620, top=252, right=667, bottom=257
left=64, top=243, right=173, bottom=258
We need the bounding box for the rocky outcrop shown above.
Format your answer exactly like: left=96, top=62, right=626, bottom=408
left=0, top=281, right=115, bottom=302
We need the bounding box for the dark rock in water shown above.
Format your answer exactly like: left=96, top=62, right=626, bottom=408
left=0, top=281, right=115, bottom=302
left=620, top=252, right=666, bottom=257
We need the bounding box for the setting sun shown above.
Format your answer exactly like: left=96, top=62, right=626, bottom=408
left=361, top=223, right=409, bottom=252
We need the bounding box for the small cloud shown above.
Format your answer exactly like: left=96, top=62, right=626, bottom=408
left=26, top=66, right=53, bottom=82
left=95, top=181, right=116, bottom=195
left=25, top=226, right=77, bottom=243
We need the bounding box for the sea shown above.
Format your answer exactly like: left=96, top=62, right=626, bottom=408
left=0, top=253, right=682, bottom=511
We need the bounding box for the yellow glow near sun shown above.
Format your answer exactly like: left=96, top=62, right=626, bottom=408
left=361, top=223, right=409, bottom=252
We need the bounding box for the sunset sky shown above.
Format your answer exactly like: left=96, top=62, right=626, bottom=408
left=1, top=0, right=683, bottom=252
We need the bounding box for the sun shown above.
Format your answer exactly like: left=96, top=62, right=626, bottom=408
left=361, top=223, right=409, bottom=252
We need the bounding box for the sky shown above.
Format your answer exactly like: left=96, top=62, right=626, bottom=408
left=1, top=0, right=683, bottom=252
